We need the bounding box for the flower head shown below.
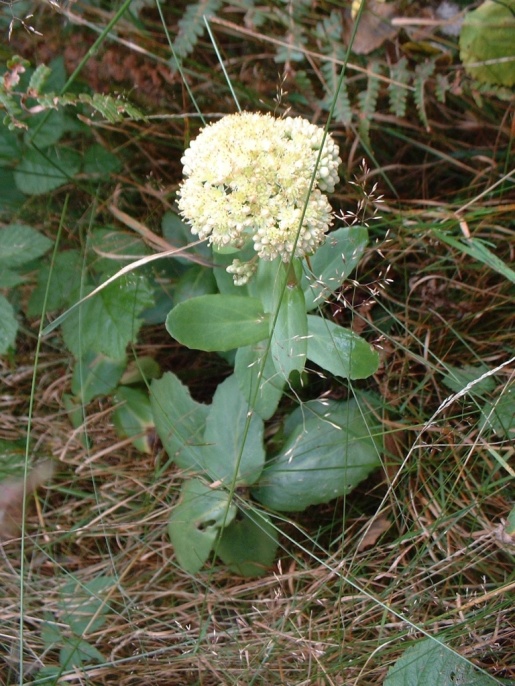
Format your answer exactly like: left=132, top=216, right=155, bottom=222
left=177, top=112, right=341, bottom=281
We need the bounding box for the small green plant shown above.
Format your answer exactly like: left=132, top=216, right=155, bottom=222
left=149, top=111, right=384, bottom=576
left=37, top=576, right=116, bottom=683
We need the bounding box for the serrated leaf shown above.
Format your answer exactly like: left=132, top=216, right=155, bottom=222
left=150, top=372, right=209, bottom=471
left=307, top=315, right=379, bottom=379
left=202, top=375, right=265, bottom=486
left=27, top=249, right=83, bottom=316
left=82, top=143, right=121, bottom=177
left=253, top=397, right=382, bottom=512
left=441, top=364, right=496, bottom=397
left=71, top=352, right=126, bottom=403
left=384, top=637, right=499, bottom=686
left=166, top=295, right=269, bottom=352
left=172, top=0, right=224, bottom=66
left=60, top=639, right=105, bottom=669
left=0, top=169, right=25, bottom=214
left=480, top=384, right=515, bottom=439
left=14, top=146, right=81, bottom=195
left=217, top=510, right=279, bottom=577
left=24, top=108, right=67, bottom=148
left=0, top=294, right=18, bottom=354
left=28, top=63, right=52, bottom=94
left=59, top=576, right=116, bottom=636
left=0, top=224, right=52, bottom=268
left=388, top=57, right=410, bottom=118
left=62, top=274, right=154, bottom=359
left=168, top=478, right=237, bottom=574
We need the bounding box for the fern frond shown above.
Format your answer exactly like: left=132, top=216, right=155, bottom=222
left=358, top=60, right=382, bottom=148
left=77, top=93, right=147, bottom=123
left=172, top=0, right=223, bottom=68
left=435, top=73, right=451, bottom=104
left=320, top=60, right=353, bottom=125
left=316, top=11, right=352, bottom=125
left=388, top=57, right=410, bottom=118
left=413, top=59, right=436, bottom=131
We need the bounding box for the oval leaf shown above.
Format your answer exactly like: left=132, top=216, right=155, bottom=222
left=302, top=226, right=369, bottom=311
left=235, top=341, right=285, bottom=421
left=460, top=0, right=515, bottom=86
left=270, top=284, right=307, bottom=381
left=168, top=479, right=237, bottom=574
left=253, top=397, right=382, bottom=512
left=202, top=375, right=265, bottom=486
left=307, top=315, right=379, bottom=379
left=166, top=295, right=269, bottom=351
left=150, top=372, right=209, bottom=471
left=217, top=510, right=279, bottom=577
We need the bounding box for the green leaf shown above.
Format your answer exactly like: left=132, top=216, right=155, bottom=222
left=270, top=284, right=307, bottom=381
left=307, top=315, right=379, bottom=379
left=166, top=295, right=269, bottom=352
left=0, top=438, right=27, bottom=479
left=253, top=257, right=288, bottom=313
left=59, top=576, right=116, bottom=636
left=168, top=478, right=237, bottom=574
left=71, top=352, right=126, bottom=404
left=434, top=230, right=515, bottom=285
left=174, top=264, right=217, bottom=305
left=235, top=341, right=285, bottom=420
left=112, top=386, right=155, bottom=454
left=217, top=510, right=279, bottom=577
left=0, top=269, right=26, bottom=287
left=441, top=364, right=496, bottom=397
left=302, top=226, right=369, bottom=310
left=506, top=504, right=515, bottom=536
left=27, top=250, right=83, bottom=316
left=253, top=397, right=382, bottom=512
left=0, top=169, right=25, bottom=215
left=480, top=384, right=515, bottom=439
left=162, top=210, right=212, bottom=262
left=120, top=355, right=161, bottom=385
left=82, top=143, right=121, bottom=177
left=0, top=224, right=52, bottom=268
left=88, top=228, right=149, bottom=275
left=0, top=125, right=21, bottom=160
left=460, top=0, right=515, bottom=86
left=60, top=638, right=105, bottom=669
left=384, top=637, right=499, bottom=686
left=150, top=372, right=209, bottom=471
left=14, top=146, right=81, bottom=195
left=24, top=108, right=67, bottom=148
left=202, top=375, right=265, bottom=486
left=61, top=274, right=154, bottom=359
left=0, top=294, right=18, bottom=354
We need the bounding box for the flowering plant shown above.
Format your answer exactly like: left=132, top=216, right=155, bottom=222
left=177, top=112, right=341, bottom=283
left=150, top=112, right=383, bottom=576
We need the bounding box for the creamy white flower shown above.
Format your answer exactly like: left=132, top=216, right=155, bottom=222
left=177, top=112, right=341, bottom=279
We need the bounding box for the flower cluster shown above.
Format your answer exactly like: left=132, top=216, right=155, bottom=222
left=177, top=112, right=341, bottom=282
